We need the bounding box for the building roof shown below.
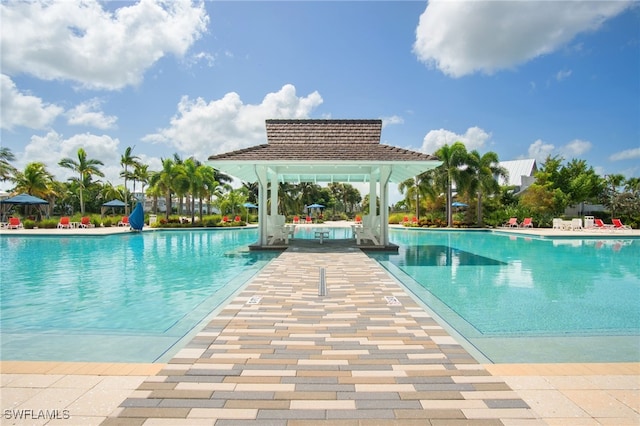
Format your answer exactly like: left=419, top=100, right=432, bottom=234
left=499, top=159, right=537, bottom=187
left=208, top=119, right=441, bottom=183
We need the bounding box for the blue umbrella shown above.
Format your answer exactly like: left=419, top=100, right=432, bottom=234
left=103, top=199, right=126, bottom=207
left=307, top=203, right=324, bottom=209
left=452, top=202, right=468, bottom=207
left=243, top=202, right=258, bottom=209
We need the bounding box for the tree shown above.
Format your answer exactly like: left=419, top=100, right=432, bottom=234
left=434, top=142, right=468, bottom=227
left=120, top=146, right=140, bottom=215
left=0, top=147, right=17, bottom=182
left=11, top=162, right=55, bottom=219
left=59, top=148, right=104, bottom=215
left=465, top=150, right=507, bottom=226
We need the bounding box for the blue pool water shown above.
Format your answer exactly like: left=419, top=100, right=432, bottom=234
left=1, top=228, right=638, bottom=363
left=0, top=229, right=277, bottom=362
left=370, top=229, right=640, bottom=362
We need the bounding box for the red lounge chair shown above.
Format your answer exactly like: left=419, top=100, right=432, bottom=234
left=118, top=216, right=129, bottom=227
left=293, top=216, right=300, bottom=224
left=594, top=218, right=613, bottom=229
left=411, top=216, right=418, bottom=224
left=612, top=218, right=631, bottom=230
left=520, top=217, right=533, bottom=228
left=503, top=217, right=518, bottom=227
left=80, top=216, right=94, bottom=228
left=305, top=216, right=312, bottom=224
left=233, top=215, right=241, bottom=222
left=7, top=217, right=23, bottom=229
left=355, top=215, right=362, bottom=224
left=221, top=216, right=229, bottom=223
left=403, top=216, right=409, bottom=224
left=57, top=216, right=72, bottom=229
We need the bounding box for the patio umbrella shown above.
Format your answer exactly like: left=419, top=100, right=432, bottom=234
left=243, top=202, right=258, bottom=222
left=307, top=203, right=324, bottom=209
left=451, top=202, right=468, bottom=208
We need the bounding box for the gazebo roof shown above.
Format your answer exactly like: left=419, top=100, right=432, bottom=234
left=207, top=119, right=440, bottom=183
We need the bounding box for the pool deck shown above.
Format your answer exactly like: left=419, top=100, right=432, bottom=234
left=1, top=223, right=639, bottom=425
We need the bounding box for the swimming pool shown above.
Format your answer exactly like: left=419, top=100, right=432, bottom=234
left=2, top=228, right=638, bottom=363
left=0, top=229, right=277, bottom=362
left=370, top=229, right=640, bottom=362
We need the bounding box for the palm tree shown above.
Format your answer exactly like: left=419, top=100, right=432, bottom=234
left=149, top=157, right=182, bottom=220
left=120, top=146, right=140, bottom=215
left=434, top=142, right=468, bottom=227
left=0, top=147, right=17, bottom=182
left=465, top=150, right=508, bottom=226
left=58, top=148, right=104, bottom=215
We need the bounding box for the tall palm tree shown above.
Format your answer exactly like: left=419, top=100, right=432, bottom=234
left=120, top=146, right=140, bottom=215
left=58, top=148, right=104, bottom=215
left=434, top=142, right=468, bottom=227
left=465, top=150, right=508, bottom=226
left=149, top=157, right=182, bottom=220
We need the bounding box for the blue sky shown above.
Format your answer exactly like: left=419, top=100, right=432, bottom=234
left=1, top=0, right=639, bottom=202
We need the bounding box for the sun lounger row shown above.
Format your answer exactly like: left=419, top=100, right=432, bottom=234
left=502, top=217, right=533, bottom=228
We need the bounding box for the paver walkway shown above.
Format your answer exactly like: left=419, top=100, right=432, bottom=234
left=104, top=242, right=537, bottom=425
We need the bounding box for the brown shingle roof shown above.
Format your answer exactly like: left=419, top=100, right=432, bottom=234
left=208, top=119, right=437, bottom=162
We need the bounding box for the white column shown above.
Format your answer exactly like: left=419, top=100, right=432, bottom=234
left=379, top=166, right=392, bottom=247
left=270, top=169, right=278, bottom=217
left=256, top=166, right=268, bottom=246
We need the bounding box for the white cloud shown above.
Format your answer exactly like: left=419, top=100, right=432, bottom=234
left=0, top=74, right=63, bottom=130
left=561, top=139, right=592, bottom=157
left=0, top=0, right=209, bottom=90
left=609, top=147, right=640, bottom=161
left=66, top=98, right=117, bottom=129
left=18, top=130, right=122, bottom=185
left=528, top=139, right=555, bottom=163
left=413, top=1, right=632, bottom=77
left=143, top=84, right=323, bottom=160
left=528, top=138, right=597, bottom=163
left=381, top=115, right=404, bottom=128
left=556, top=69, right=573, bottom=81
left=420, top=127, right=491, bottom=154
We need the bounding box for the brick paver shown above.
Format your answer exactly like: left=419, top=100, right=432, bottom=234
left=104, top=242, right=537, bottom=424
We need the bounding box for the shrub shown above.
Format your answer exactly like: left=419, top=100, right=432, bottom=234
left=23, top=219, right=36, bottom=229
left=39, top=219, right=58, bottom=229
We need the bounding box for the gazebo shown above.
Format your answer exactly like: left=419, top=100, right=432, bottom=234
left=207, top=119, right=441, bottom=249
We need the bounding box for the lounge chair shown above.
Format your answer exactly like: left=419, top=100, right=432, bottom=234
left=355, top=215, right=362, bottom=224
left=293, top=216, right=300, bottom=224
left=570, top=218, right=583, bottom=230
left=221, top=216, right=229, bottom=223
left=612, top=219, right=631, bottom=230
left=411, top=216, right=418, bottom=225
left=503, top=217, right=518, bottom=227
left=305, top=216, right=312, bottom=224
left=57, top=216, right=72, bottom=229
left=233, top=215, right=241, bottom=222
left=402, top=216, right=409, bottom=225
left=118, top=216, right=130, bottom=227
left=7, top=217, right=23, bottom=229
left=520, top=217, right=533, bottom=228
left=80, top=216, right=94, bottom=228
left=594, top=218, right=614, bottom=229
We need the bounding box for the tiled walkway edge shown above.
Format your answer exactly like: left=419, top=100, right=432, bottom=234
left=104, top=248, right=537, bottom=424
